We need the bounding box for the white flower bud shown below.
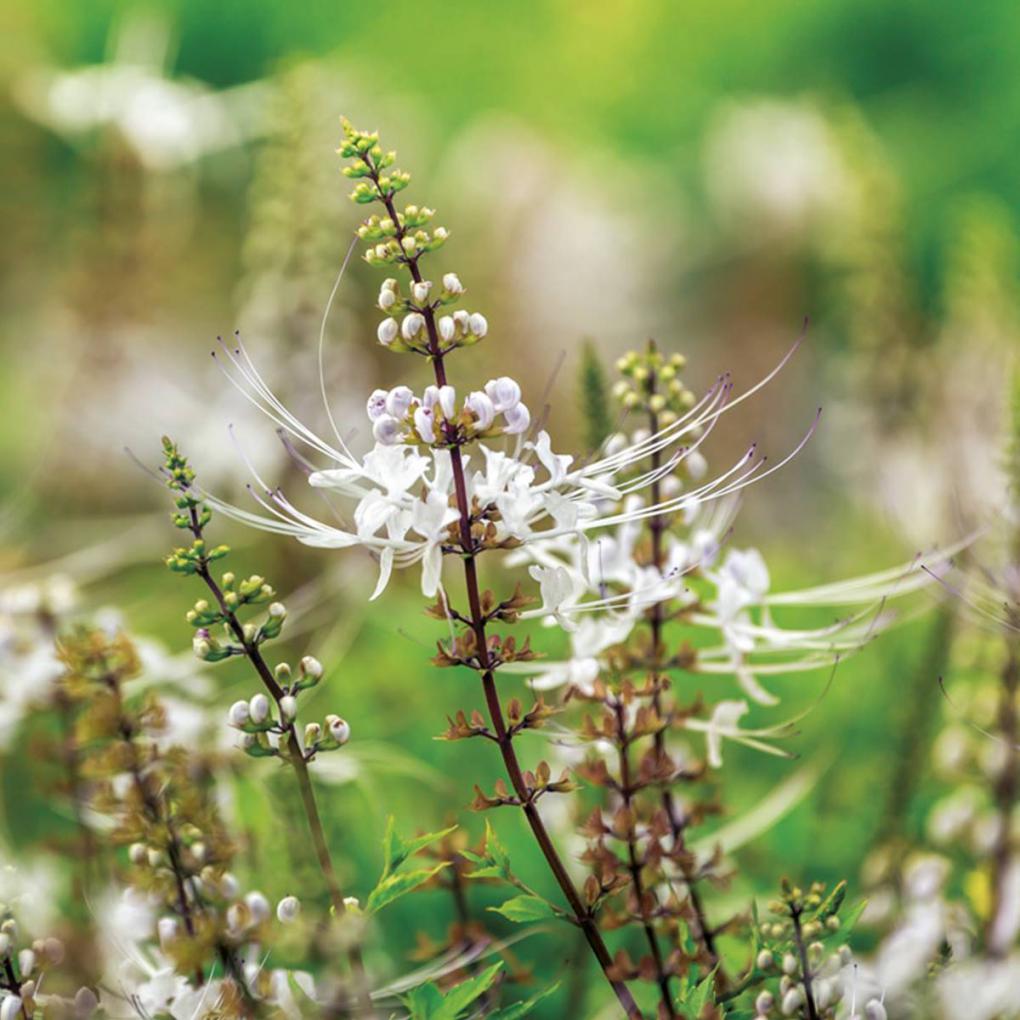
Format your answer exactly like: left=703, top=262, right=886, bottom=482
left=373, top=415, right=403, bottom=445
left=377, top=317, right=398, bottom=346
left=781, top=986, right=803, bottom=1015
left=452, top=309, right=470, bottom=330
left=220, top=872, right=240, bottom=899
left=327, top=715, right=351, bottom=745
left=147, top=848, right=163, bottom=868
left=268, top=601, right=286, bottom=618
left=468, top=312, right=488, bottom=337
left=414, top=406, right=435, bottom=444
left=378, top=285, right=397, bottom=310
left=366, top=388, right=388, bottom=421
left=433, top=226, right=448, bottom=242
left=437, top=385, right=457, bottom=419
left=157, top=918, right=178, bottom=948
left=756, top=949, right=773, bottom=970
left=41, top=937, right=64, bottom=966
left=502, top=402, right=531, bottom=435
left=814, top=979, right=832, bottom=1009
left=484, top=376, right=522, bottom=412
left=276, top=895, right=301, bottom=924
left=422, top=385, right=440, bottom=409
left=343, top=896, right=360, bottom=910
left=782, top=953, right=798, bottom=975
left=249, top=693, right=270, bottom=725
left=279, top=695, right=297, bottom=723
left=300, top=655, right=323, bottom=680
left=385, top=385, right=414, bottom=418
left=865, top=1002, right=887, bottom=1020
left=754, top=991, right=773, bottom=1013
left=226, top=903, right=244, bottom=934
left=466, top=392, right=495, bottom=430
left=438, top=315, right=456, bottom=342
left=128, top=842, right=148, bottom=865
left=74, top=986, right=99, bottom=1017
left=442, top=272, right=464, bottom=294
left=412, top=281, right=432, bottom=304
left=17, top=951, right=34, bottom=978
left=401, top=312, right=425, bottom=340
left=686, top=450, right=708, bottom=479
left=228, top=700, right=250, bottom=728
left=0, top=998, right=22, bottom=1020
left=245, top=891, right=271, bottom=924
left=304, top=722, right=322, bottom=745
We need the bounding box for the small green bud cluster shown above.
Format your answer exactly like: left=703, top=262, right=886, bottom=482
left=359, top=207, right=448, bottom=266
left=752, top=880, right=858, bottom=1019
left=612, top=348, right=694, bottom=424
left=166, top=537, right=230, bottom=576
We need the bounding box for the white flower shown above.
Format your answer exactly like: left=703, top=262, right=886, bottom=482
left=377, top=318, right=398, bottom=346
left=412, top=281, right=432, bottom=304
left=411, top=491, right=459, bottom=596
left=401, top=312, right=425, bottom=340
left=468, top=312, right=488, bottom=337
left=443, top=272, right=464, bottom=294
left=414, top=406, right=435, bottom=444
left=529, top=564, right=586, bottom=632
left=704, top=700, right=749, bottom=768
left=485, top=376, right=521, bottom=412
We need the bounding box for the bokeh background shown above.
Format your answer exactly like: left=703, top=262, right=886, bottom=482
left=1, top=0, right=1018, bottom=1013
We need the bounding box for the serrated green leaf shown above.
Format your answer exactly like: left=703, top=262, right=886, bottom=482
left=484, top=820, right=511, bottom=872
left=813, top=880, right=847, bottom=921
left=688, top=965, right=718, bottom=1013
left=366, top=862, right=449, bottom=914
left=381, top=816, right=457, bottom=878
left=489, top=981, right=560, bottom=1019
left=400, top=963, right=504, bottom=1020
left=488, top=894, right=559, bottom=924
left=403, top=981, right=446, bottom=1018
left=463, top=864, right=504, bottom=880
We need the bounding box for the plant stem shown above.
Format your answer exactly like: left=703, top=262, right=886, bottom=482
left=367, top=171, right=643, bottom=1018
left=612, top=699, right=677, bottom=1018
left=645, top=362, right=720, bottom=973
left=185, top=513, right=371, bottom=1011
left=789, top=905, right=819, bottom=1020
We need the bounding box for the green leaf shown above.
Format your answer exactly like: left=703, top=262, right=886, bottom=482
left=366, top=862, right=449, bottom=914
left=489, top=982, right=560, bottom=1019
left=488, top=894, right=559, bottom=924
left=401, top=963, right=503, bottom=1020
left=687, top=965, right=718, bottom=1013
left=381, top=816, right=457, bottom=878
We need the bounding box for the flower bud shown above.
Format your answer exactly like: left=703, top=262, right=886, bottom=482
left=249, top=693, right=270, bottom=725
left=414, top=406, right=435, bottom=444
left=304, top=722, right=322, bottom=745
left=42, top=937, right=64, bottom=966
left=386, top=385, right=414, bottom=418
left=437, top=385, right=457, bottom=419
left=279, top=695, right=297, bottom=723
left=378, top=288, right=396, bottom=310
left=276, top=895, right=301, bottom=924
left=327, top=715, right=351, bottom=745
left=468, top=312, right=488, bottom=338
left=443, top=272, right=464, bottom=294
left=157, top=918, right=178, bottom=948
left=246, top=891, right=271, bottom=924
left=782, top=953, right=798, bottom=975
left=228, top=700, right=250, bottom=728
left=756, top=949, right=773, bottom=971
left=412, top=281, right=432, bottom=304
left=268, top=601, right=286, bottom=619
left=452, top=309, right=469, bottom=330
left=484, top=376, right=522, bottom=413
left=220, top=873, right=240, bottom=899
left=433, top=227, right=448, bottom=242
left=466, top=392, right=495, bottom=430
left=377, top=318, right=398, bottom=346
left=754, top=990, right=774, bottom=1014
left=0, top=934, right=10, bottom=957
left=401, top=312, right=424, bottom=340
left=128, top=842, right=148, bottom=865
left=0, top=998, right=22, bottom=1020
left=781, top=987, right=803, bottom=1015
left=300, top=656, right=323, bottom=680
left=502, top=403, right=531, bottom=435
left=865, top=1002, right=887, bottom=1020
left=366, top=389, right=388, bottom=421
left=74, top=986, right=99, bottom=1018
left=373, top=415, right=403, bottom=445
left=438, top=315, right=456, bottom=342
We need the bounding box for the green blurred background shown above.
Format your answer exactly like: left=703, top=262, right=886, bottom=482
left=0, top=1, right=1017, bottom=1013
